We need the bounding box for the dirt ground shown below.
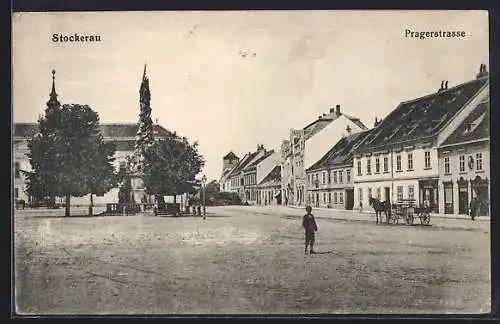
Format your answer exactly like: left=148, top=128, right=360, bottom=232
left=13, top=206, right=491, bottom=315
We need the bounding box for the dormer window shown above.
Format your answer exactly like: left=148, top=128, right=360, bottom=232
left=462, top=112, right=486, bottom=136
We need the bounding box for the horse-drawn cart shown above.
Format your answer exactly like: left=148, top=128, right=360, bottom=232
left=390, top=199, right=431, bottom=225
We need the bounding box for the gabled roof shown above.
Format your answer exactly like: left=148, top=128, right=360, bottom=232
left=223, top=151, right=239, bottom=160
left=355, top=76, right=488, bottom=153
left=258, top=165, right=281, bottom=187
left=13, top=122, right=172, bottom=139
left=440, top=99, right=489, bottom=147
left=227, top=150, right=261, bottom=178
left=244, top=150, right=275, bottom=172
left=302, top=111, right=368, bottom=141
left=307, top=130, right=372, bottom=172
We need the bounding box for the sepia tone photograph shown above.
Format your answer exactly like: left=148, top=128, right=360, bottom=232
left=12, top=10, right=490, bottom=315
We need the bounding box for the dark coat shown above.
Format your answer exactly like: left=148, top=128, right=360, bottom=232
left=302, top=214, right=318, bottom=233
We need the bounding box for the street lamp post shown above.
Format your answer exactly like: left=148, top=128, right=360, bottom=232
left=202, top=174, right=207, bottom=219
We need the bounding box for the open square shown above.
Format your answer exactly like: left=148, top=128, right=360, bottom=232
left=14, top=206, right=490, bottom=315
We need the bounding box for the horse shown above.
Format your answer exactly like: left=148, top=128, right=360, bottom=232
left=368, top=197, right=391, bottom=224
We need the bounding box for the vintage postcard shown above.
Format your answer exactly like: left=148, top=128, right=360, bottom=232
left=12, top=10, right=490, bottom=315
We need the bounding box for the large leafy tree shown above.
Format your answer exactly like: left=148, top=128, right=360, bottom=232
left=85, top=138, right=118, bottom=216
left=143, top=132, right=204, bottom=213
left=26, top=104, right=117, bottom=216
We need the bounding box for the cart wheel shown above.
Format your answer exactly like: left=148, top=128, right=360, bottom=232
left=421, top=212, right=430, bottom=225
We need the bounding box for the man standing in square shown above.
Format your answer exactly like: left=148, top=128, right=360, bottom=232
left=303, top=206, right=318, bottom=254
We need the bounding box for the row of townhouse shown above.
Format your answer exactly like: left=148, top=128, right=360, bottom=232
left=219, top=145, right=281, bottom=205
left=305, top=130, right=372, bottom=210
left=220, top=104, right=369, bottom=207
left=219, top=64, right=490, bottom=216
left=352, top=65, right=489, bottom=216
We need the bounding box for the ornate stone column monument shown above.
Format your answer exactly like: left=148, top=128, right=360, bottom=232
left=128, top=64, right=155, bottom=210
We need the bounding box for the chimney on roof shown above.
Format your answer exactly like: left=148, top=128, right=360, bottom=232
left=438, top=80, right=449, bottom=92
left=476, top=63, right=488, bottom=79
left=329, top=107, right=335, bottom=114
left=336, top=105, right=341, bottom=116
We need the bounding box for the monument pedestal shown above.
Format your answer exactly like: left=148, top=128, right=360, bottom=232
left=130, top=173, right=147, bottom=211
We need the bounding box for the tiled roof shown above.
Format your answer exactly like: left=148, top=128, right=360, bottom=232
left=303, top=112, right=367, bottom=141
left=244, top=150, right=275, bottom=172
left=258, top=165, right=281, bottom=187
left=441, top=99, right=489, bottom=146
left=304, top=119, right=334, bottom=140
left=227, top=151, right=261, bottom=178
left=13, top=123, right=172, bottom=139
left=307, top=130, right=372, bottom=172
left=355, top=76, right=488, bottom=153
left=220, top=168, right=233, bottom=180
left=223, top=151, right=239, bottom=160
left=342, top=113, right=369, bottom=130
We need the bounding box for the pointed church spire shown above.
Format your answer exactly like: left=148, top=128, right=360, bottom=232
left=143, top=63, right=147, bottom=80
left=46, top=69, right=60, bottom=109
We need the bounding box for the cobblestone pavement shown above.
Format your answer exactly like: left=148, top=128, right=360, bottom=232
left=14, top=206, right=490, bottom=315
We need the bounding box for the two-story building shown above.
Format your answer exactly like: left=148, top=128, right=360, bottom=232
left=438, top=95, right=489, bottom=216
left=13, top=122, right=173, bottom=205
left=226, top=146, right=267, bottom=203
left=280, top=105, right=367, bottom=206
left=306, top=129, right=372, bottom=209
left=352, top=66, right=489, bottom=213
left=257, top=165, right=282, bottom=205
left=242, top=146, right=276, bottom=205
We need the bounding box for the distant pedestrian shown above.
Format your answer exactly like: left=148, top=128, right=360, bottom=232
left=302, top=206, right=318, bottom=255
left=470, top=197, right=478, bottom=221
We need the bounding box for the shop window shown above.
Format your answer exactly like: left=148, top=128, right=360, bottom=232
left=397, top=186, right=403, bottom=201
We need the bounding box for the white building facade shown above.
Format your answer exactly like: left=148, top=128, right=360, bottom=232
left=353, top=68, right=489, bottom=214
left=281, top=105, right=367, bottom=206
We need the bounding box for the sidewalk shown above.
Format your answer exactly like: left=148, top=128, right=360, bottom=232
left=285, top=205, right=490, bottom=222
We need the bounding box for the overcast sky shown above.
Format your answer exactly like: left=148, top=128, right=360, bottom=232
left=12, top=11, right=489, bottom=182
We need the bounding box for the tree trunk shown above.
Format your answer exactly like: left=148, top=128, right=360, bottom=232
left=65, top=195, right=71, bottom=217
left=173, top=194, right=178, bottom=216
left=89, top=193, right=93, bottom=217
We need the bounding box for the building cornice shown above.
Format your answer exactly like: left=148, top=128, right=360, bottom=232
left=438, top=138, right=489, bottom=150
